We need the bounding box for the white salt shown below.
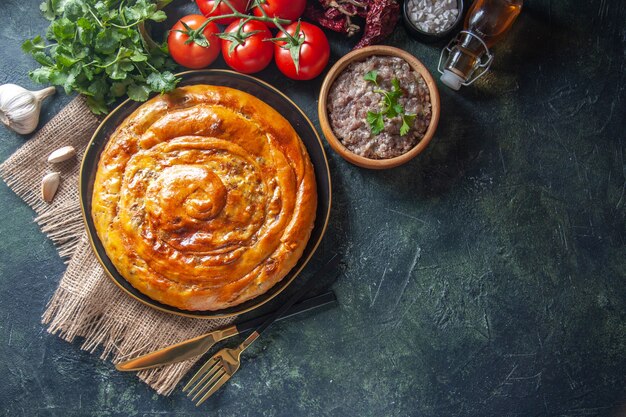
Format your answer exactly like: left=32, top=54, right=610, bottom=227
left=407, top=0, right=460, bottom=34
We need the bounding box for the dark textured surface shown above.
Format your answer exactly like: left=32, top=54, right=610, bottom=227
left=1, top=1, right=625, bottom=416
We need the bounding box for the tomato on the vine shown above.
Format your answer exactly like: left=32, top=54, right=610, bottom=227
left=196, top=0, right=248, bottom=25
left=220, top=20, right=273, bottom=74
left=252, top=0, right=306, bottom=27
left=168, top=15, right=221, bottom=69
left=273, top=21, right=330, bottom=80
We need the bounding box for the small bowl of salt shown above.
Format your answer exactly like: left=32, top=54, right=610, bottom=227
left=403, top=0, right=464, bottom=43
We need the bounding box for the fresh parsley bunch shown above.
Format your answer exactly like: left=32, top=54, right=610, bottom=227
left=22, top=0, right=179, bottom=114
left=364, top=70, right=416, bottom=137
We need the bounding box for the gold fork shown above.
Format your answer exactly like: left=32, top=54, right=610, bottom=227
left=183, top=254, right=341, bottom=406
left=183, top=331, right=259, bottom=405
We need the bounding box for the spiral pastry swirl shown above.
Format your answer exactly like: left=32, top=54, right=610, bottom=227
left=92, top=85, right=317, bottom=311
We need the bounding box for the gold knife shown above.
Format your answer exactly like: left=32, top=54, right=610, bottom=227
left=115, top=291, right=336, bottom=371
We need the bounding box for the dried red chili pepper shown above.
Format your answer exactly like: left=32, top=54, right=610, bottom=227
left=304, top=0, right=400, bottom=48
left=304, top=3, right=350, bottom=33
left=354, top=0, right=400, bottom=49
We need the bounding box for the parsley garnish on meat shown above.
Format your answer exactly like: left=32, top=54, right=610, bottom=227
left=364, top=73, right=416, bottom=137
left=366, top=111, right=385, bottom=135
left=22, top=0, right=179, bottom=114
left=363, top=70, right=379, bottom=85
left=400, top=113, right=416, bottom=136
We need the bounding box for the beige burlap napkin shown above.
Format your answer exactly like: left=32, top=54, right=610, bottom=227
left=0, top=96, right=235, bottom=395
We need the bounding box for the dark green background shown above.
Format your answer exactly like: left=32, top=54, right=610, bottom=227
left=1, top=0, right=625, bottom=416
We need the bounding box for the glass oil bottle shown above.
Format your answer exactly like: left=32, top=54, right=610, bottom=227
left=439, top=0, right=523, bottom=90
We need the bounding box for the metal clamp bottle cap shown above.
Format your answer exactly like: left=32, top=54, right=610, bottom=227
left=438, top=30, right=494, bottom=88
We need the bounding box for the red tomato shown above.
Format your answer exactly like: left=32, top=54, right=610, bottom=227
left=221, top=20, right=273, bottom=74
left=252, top=0, right=306, bottom=27
left=168, top=15, right=220, bottom=69
left=196, top=0, right=248, bottom=25
left=274, top=22, right=330, bottom=80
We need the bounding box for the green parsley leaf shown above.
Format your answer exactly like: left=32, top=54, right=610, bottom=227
left=63, top=0, right=84, bottom=20
left=130, top=51, right=148, bottom=62
left=48, top=17, right=75, bottom=41
left=391, top=78, right=401, bottom=93
left=30, top=67, right=53, bottom=84
left=86, top=96, right=109, bottom=115
left=363, top=70, right=378, bottom=85
left=40, top=1, right=55, bottom=21
left=147, top=71, right=177, bottom=93
left=149, top=54, right=166, bottom=68
left=111, top=81, right=129, bottom=97
left=24, top=0, right=180, bottom=114
left=377, top=89, right=402, bottom=118
left=33, top=51, right=54, bottom=66
left=124, top=6, right=142, bottom=21
left=150, top=10, right=167, bottom=22
left=22, top=36, right=46, bottom=53
left=55, top=52, right=79, bottom=68
left=106, top=62, right=127, bottom=80
left=40, top=0, right=70, bottom=20
left=367, top=77, right=417, bottom=136
left=93, top=1, right=108, bottom=16
left=127, top=83, right=152, bottom=101
left=367, top=111, right=385, bottom=136
left=400, top=113, right=416, bottom=136
left=62, top=66, right=81, bottom=93
left=82, top=65, right=94, bottom=81
left=87, top=78, right=108, bottom=98
left=48, top=68, right=69, bottom=89
left=95, top=30, right=122, bottom=54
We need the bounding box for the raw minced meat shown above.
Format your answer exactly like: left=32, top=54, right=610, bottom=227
left=327, top=56, right=431, bottom=159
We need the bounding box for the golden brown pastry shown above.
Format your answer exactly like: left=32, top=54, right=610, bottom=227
left=91, top=85, right=317, bottom=311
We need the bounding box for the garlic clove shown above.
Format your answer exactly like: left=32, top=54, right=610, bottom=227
left=42, top=172, right=61, bottom=203
left=0, top=84, right=55, bottom=135
left=48, top=146, right=76, bottom=163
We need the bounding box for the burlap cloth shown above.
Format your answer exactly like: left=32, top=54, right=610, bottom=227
left=0, top=96, right=235, bottom=395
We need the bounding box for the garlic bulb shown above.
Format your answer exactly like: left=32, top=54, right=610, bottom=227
left=0, top=84, right=55, bottom=135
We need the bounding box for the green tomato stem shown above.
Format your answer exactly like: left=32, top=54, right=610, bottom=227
left=220, top=0, right=242, bottom=14
left=194, top=0, right=290, bottom=34
left=187, top=7, right=290, bottom=48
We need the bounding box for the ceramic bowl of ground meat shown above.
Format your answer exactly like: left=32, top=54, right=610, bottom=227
left=319, top=46, right=440, bottom=169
